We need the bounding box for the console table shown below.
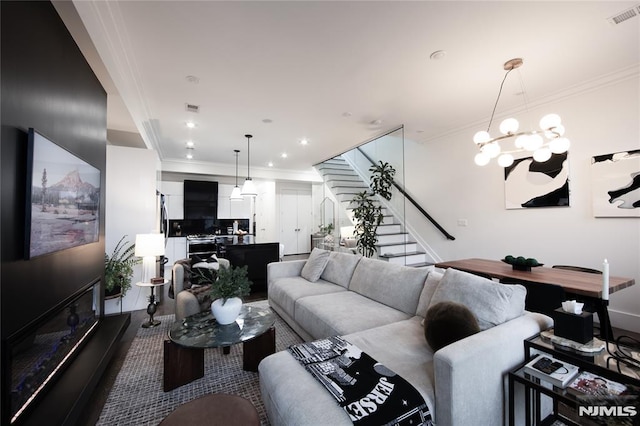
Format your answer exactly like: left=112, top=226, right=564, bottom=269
left=434, top=258, right=635, bottom=339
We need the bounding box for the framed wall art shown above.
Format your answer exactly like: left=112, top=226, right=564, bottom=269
left=504, top=152, right=570, bottom=209
left=591, top=149, right=640, bottom=218
left=25, top=128, right=101, bottom=259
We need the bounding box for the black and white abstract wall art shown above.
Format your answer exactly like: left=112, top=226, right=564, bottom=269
left=591, top=149, right=640, bottom=218
left=504, top=152, right=570, bottom=209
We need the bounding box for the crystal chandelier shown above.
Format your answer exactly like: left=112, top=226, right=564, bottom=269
left=473, top=58, right=570, bottom=167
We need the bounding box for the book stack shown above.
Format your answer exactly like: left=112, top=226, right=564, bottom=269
left=524, top=354, right=580, bottom=388
left=567, top=371, right=628, bottom=398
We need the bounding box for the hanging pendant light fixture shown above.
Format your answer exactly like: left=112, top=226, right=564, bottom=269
left=473, top=58, right=570, bottom=167
left=230, top=149, right=243, bottom=200
left=241, top=134, right=258, bottom=196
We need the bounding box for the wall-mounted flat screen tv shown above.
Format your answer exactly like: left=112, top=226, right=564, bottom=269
left=25, top=128, right=100, bottom=259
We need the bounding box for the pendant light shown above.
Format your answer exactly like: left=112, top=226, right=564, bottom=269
left=473, top=58, right=570, bottom=167
left=230, top=149, right=243, bottom=200
left=241, top=134, right=258, bottom=196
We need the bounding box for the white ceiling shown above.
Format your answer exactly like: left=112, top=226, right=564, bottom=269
left=60, top=1, right=639, bottom=173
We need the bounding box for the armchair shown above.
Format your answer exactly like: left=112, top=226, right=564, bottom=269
left=171, top=257, right=231, bottom=321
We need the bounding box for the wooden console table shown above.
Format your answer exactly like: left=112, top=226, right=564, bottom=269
left=434, top=258, right=635, bottom=339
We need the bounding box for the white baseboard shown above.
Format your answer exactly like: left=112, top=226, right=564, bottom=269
left=607, top=309, right=640, bottom=335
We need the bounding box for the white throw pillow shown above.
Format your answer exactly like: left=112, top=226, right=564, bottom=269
left=301, top=248, right=330, bottom=282
left=429, top=268, right=526, bottom=330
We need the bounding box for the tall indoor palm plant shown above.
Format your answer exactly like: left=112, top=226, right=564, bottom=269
left=104, top=235, right=139, bottom=297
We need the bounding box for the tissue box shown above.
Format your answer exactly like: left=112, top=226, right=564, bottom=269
left=553, top=308, right=593, bottom=343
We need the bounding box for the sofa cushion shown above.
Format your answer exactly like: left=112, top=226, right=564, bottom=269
left=319, top=251, right=362, bottom=288
left=300, top=248, right=331, bottom=282
left=269, top=276, right=346, bottom=319
left=294, top=292, right=411, bottom=339
left=429, top=268, right=526, bottom=330
left=424, top=301, right=480, bottom=351
left=415, top=270, right=443, bottom=317
left=349, top=257, right=430, bottom=315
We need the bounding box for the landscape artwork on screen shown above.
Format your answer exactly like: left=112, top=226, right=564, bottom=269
left=25, top=129, right=100, bottom=259
left=504, top=152, right=570, bottom=209
left=591, top=149, right=640, bottom=218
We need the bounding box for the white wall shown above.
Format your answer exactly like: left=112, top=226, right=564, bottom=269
left=105, top=145, right=160, bottom=314
left=406, top=74, right=640, bottom=332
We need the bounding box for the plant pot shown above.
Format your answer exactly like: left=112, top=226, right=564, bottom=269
left=211, top=297, right=242, bottom=325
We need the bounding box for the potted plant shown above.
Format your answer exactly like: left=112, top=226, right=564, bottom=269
left=369, top=161, right=396, bottom=201
left=350, top=162, right=396, bottom=258
left=104, top=235, right=140, bottom=299
left=350, top=191, right=383, bottom=258
left=210, top=265, right=252, bottom=324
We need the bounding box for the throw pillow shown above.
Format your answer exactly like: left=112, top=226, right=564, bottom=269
left=301, top=248, right=331, bottom=282
left=424, top=301, right=480, bottom=351
left=429, top=268, right=526, bottom=330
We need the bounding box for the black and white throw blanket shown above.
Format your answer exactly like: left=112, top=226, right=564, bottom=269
left=288, top=336, right=433, bottom=426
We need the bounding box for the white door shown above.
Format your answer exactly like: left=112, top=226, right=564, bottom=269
left=280, top=190, right=312, bottom=255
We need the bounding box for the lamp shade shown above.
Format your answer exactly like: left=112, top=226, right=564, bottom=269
left=241, top=178, right=258, bottom=197
left=230, top=185, right=243, bottom=200
left=134, top=233, right=165, bottom=257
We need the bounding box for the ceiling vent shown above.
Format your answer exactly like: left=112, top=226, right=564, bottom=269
left=607, top=5, right=640, bottom=25
left=185, top=103, right=200, bottom=113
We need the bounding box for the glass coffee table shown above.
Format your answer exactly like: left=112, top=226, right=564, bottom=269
left=163, top=305, right=276, bottom=391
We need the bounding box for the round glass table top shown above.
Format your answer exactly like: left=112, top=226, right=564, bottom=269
left=168, top=305, right=275, bottom=349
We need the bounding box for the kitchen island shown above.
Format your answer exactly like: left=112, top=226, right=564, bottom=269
left=215, top=236, right=279, bottom=296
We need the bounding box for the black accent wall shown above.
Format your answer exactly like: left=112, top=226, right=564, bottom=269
left=1, top=1, right=107, bottom=422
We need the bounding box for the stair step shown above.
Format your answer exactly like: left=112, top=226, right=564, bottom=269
left=323, top=174, right=361, bottom=181
left=379, top=250, right=426, bottom=258
left=376, top=224, right=402, bottom=235
left=376, top=233, right=411, bottom=245
left=317, top=165, right=353, bottom=172
left=377, top=242, right=418, bottom=255
left=405, top=261, right=434, bottom=268
left=384, top=252, right=428, bottom=265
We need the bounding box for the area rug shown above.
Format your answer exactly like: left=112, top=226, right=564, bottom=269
left=97, top=300, right=303, bottom=425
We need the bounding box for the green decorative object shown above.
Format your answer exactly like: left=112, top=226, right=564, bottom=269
left=502, top=255, right=543, bottom=271
left=104, top=235, right=140, bottom=297
left=210, top=265, right=252, bottom=305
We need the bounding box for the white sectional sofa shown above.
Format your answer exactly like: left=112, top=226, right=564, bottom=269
left=259, top=249, right=553, bottom=425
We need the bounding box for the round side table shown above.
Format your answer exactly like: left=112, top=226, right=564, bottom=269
left=135, top=280, right=167, bottom=328
left=159, top=394, right=259, bottom=426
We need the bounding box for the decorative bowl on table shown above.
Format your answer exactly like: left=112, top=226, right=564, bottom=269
left=501, top=255, right=543, bottom=272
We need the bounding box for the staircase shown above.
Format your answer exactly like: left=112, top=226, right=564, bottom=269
left=315, top=156, right=431, bottom=267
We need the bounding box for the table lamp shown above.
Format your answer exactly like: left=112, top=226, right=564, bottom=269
left=135, top=233, right=165, bottom=283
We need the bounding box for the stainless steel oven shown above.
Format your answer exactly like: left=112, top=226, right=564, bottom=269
left=186, top=235, right=218, bottom=259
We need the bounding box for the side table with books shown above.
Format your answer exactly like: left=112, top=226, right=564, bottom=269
left=508, top=329, right=640, bottom=426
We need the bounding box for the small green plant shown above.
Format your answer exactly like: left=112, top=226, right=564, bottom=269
left=318, top=223, right=334, bottom=235
left=210, top=265, right=252, bottom=305
left=369, top=161, right=396, bottom=201
left=104, top=235, right=140, bottom=296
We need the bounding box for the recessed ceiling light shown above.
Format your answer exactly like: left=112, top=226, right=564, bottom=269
left=186, top=153, right=193, bottom=160
left=186, top=121, right=196, bottom=128
left=416, top=130, right=424, bottom=134
left=281, top=153, right=288, bottom=159
left=262, top=118, right=273, bottom=123
left=370, top=119, right=382, bottom=126
left=342, top=112, right=352, bottom=117
left=299, top=138, right=309, bottom=145
left=186, top=141, right=195, bottom=148
left=185, top=75, right=200, bottom=84
left=268, top=162, right=274, bottom=167
left=430, top=50, right=447, bottom=61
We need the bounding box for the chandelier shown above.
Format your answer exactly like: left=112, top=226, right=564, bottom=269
left=241, top=134, right=258, bottom=196
left=473, top=58, right=570, bottom=167
left=230, top=149, right=243, bottom=200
